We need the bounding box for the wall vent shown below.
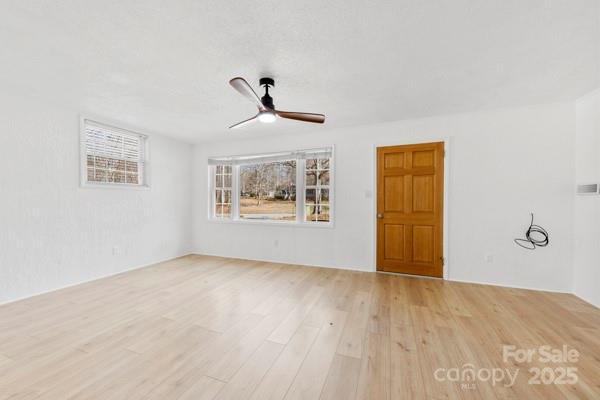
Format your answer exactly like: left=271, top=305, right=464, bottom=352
left=576, top=183, right=600, bottom=195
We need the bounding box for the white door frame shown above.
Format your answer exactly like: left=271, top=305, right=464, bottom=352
left=372, top=137, right=451, bottom=280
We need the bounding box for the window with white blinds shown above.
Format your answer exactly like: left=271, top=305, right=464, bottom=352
left=81, top=119, right=148, bottom=187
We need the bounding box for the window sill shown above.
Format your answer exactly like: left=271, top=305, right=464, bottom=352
left=207, top=217, right=334, bottom=229
left=80, top=182, right=151, bottom=190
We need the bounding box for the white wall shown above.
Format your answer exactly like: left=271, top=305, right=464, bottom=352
left=0, top=96, right=193, bottom=304
left=574, top=89, right=600, bottom=307
left=193, top=102, right=575, bottom=292
left=1, top=95, right=581, bottom=303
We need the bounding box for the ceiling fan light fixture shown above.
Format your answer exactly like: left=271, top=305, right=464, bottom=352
left=257, top=111, right=276, bottom=123
left=228, top=77, right=325, bottom=129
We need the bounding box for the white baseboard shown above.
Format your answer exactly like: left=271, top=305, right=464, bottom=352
left=446, top=277, right=570, bottom=294
left=0, top=252, right=194, bottom=307
left=191, top=251, right=369, bottom=273
left=571, top=291, right=600, bottom=309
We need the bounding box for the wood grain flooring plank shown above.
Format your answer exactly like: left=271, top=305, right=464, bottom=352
left=0, top=255, right=597, bottom=400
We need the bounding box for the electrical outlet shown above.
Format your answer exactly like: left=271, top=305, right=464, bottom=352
left=484, top=254, right=494, bottom=263
left=112, top=246, right=120, bottom=256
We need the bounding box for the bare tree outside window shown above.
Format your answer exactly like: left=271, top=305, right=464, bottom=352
left=240, top=160, right=296, bottom=220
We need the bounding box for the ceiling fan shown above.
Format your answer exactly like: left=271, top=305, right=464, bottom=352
left=228, top=77, right=325, bottom=129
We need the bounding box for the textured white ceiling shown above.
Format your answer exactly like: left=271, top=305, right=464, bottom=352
left=2, top=0, right=599, bottom=143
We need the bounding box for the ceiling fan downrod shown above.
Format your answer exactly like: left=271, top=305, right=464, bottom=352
left=259, top=77, right=275, bottom=110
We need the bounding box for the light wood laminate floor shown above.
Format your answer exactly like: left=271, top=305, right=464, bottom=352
left=0, top=255, right=598, bottom=399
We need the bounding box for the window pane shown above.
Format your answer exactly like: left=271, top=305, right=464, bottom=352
left=126, top=161, right=138, bottom=173
left=240, top=160, right=296, bottom=221
left=319, top=158, right=330, bottom=169
left=95, top=169, right=107, bottom=182
left=106, top=171, right=116, bottom=182
left=224, top=174, right=232, bottom=188
left=320, top=188, right=330, bottom=204
left=318, top=206, right=330, bottom=222
left=116, top=160, right=126, bottom=171
left=215, top=203, right=231, bottom=218
left=109, top=171, right=126, bottom=183
left=223, top=190, right=231, bottom=204
left=306, top=171, right=317, bottom=186
left=95, top=156, right=108, bottom=169
left=305, top=188, right=316, bottom=203
left=318, top=170, right=329, bottom=186
left=222, top=204, right=231, bottom=217
left=216, top=174, right=223, bottom=188
left=216, top=165, right=223, bottom=174
left=126, top=173, right=139, bottom=184
left=305, top=204, right=318, bottom=221
left=215, top=190, right=222, bottom=204
left=108, top=159, right=124, bottom=171
left=306, top=159, right=318, bottom=170
left=224, top=165, right=232, bottom=174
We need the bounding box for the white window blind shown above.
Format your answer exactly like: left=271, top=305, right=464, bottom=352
left=82, top=119, right=147, bottom=186
left=208, top=148, right=332, bottom=166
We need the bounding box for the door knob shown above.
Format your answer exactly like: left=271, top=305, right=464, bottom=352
left=377, top=213, right=384, bottom=219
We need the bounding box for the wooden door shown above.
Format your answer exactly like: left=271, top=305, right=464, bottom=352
left=376, top=142, right=444, bottom=277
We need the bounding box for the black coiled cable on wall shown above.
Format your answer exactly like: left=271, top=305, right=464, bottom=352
left=514, top=213, right=549, bottom=250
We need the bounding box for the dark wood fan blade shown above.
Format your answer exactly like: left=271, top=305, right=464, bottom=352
left=229, top=114, right=258, bottom=129
left=229, top=77, right=266, bottom=110
left=275, top=110, right=325, bottom=124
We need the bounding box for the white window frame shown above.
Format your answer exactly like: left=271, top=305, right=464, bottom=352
left=79, top=117, right=150, bottom=189
left=303, top=157, right=331, bottom=223
left=208, top=147, right=334, bottom=227
left=213, top=165, right=233, bottom=218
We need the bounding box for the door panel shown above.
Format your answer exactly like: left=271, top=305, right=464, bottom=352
left=412, top=175, right=434, bottom=212
left=412, top=225, right=434, bottom=263
left=384, top=224, right=405, bottom=260
left=377, top=142, right=444, bottom=277
left=384, top=176, right=404, bottom=211
left=412, top=150, right=434, bottom=167
left=384, top=152, right=405, bottom=168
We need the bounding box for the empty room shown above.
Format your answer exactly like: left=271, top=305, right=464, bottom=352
left=1, top=1, right=599, bottom=399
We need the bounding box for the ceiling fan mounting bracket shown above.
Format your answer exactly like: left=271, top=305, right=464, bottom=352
left=259, top=77, right=275, bottom=87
